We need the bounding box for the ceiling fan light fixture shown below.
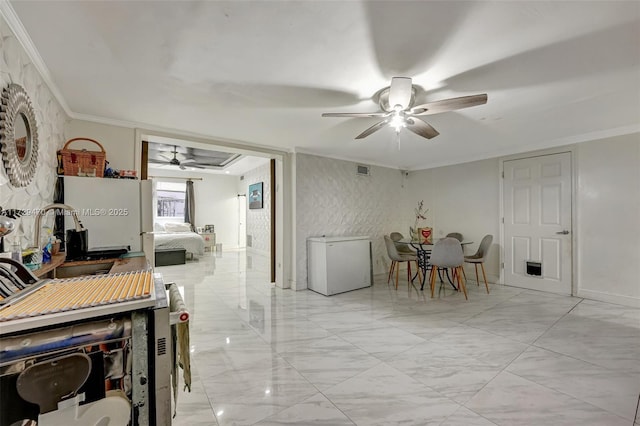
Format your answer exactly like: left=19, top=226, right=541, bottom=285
left=389, top=112, right=406, bottom=132
left=321, top=77, right=487, bottom=142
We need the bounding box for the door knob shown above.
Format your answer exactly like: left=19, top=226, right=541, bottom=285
left=556, top=230, right=570, bottom=235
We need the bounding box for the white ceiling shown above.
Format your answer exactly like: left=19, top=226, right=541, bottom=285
left=7, top=1, right=640, bottom=170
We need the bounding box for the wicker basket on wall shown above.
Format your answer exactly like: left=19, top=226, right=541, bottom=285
left=58, top=138, right=107, bottom=177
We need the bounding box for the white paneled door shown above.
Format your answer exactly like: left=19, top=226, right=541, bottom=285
left=503, top=152, right=572, bottom=294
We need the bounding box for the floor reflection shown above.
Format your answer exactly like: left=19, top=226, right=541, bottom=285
left=159, top=249, right=640, bottom=426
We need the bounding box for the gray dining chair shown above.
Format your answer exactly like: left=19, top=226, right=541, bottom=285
left=390, top=231, right=415, bottom=255
left=464, top=234, right=493, bottom=294
left=428, top=237, right=468, bottom=300
left=446, top=232, right=463, bottom=242
left=384, top=235, right=419, bottom=290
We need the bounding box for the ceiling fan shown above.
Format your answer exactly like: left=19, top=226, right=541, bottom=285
left=322, top=77, right=487, bottom=140
left=155, top=145, right=204, bottom=170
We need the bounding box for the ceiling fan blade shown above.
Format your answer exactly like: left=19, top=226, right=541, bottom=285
left=406, top=117, right=440, bottom=139
left=322, top=112, right=389, bottom=118
left=180, top=163, right=205, bottom=170
left=181, top=158, right=196, bottom=164
left=158, top=154, right=172, bottom=161
left=388, top=77, right=412, bottom=110
left=411, top=94, right=488, bottom=116
left=355, top=119, right=390, bottom=139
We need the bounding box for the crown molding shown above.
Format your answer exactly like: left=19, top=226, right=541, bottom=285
left=293, top=147, right=401, bottom=171
left=0, top=0, right=72, bottom=116
left=70, top=111, right=288, bottom=158
left=69, top=111, right=145, bottom=129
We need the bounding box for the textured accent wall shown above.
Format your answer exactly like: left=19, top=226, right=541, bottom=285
left=0, top=16, right=68, bottom=248
left=243, top=162, right=270, bottom=255
left=295, top=153, right=406, bottom=289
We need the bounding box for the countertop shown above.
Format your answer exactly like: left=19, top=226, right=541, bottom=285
left=33, top=253, right=149, bottom=278
left=33, top=253, right=66, bottom=278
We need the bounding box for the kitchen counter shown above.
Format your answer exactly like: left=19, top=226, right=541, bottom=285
left=108, top=256, right=149, bottom=273
left=33, top=253, right=66, bottom=278
left=34, top=253, right=149, bottom=278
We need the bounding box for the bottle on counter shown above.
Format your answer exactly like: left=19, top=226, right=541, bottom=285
left=11, top=242, right=21, bottom=263
left=42, top=243, right=51, bottom=264
left=41, top=226, right=53, bottom=264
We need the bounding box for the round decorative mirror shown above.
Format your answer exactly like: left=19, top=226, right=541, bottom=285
left=0, top=83, right=39, bottom=187
left=15, top=113, right=31, bottom=163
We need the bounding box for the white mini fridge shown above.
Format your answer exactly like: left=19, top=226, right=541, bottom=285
left=307, top=236, right=372, bottom=296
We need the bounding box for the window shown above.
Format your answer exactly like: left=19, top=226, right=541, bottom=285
left=156, top=182, right=185, bottom=218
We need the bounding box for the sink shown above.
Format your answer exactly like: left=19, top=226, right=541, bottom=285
left=55, top=262, right=115, bottom=278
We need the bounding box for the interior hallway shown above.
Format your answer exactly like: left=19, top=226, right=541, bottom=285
left=158, top=250, right=640, bottom=426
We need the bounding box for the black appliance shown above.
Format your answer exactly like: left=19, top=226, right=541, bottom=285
left=65, top=229, right=88, bottom=260
left=66, top=229, right=128, bottom=261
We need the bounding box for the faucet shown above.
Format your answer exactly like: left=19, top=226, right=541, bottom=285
left=33, top=203, right=83, bottom=249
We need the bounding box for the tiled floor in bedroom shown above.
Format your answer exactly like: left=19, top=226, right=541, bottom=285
left=158, top=249, right=640, bottom=426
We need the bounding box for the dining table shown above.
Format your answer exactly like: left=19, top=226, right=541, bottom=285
left=396, top=238, right=474, bottom=291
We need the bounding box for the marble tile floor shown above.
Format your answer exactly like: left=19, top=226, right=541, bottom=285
left=159, top=250, right=640, bottom=426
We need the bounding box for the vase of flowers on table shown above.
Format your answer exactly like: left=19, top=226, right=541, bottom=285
left=409, top=200, right=429, bottom=242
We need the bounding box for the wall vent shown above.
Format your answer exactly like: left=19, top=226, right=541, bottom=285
left=157, top=337, right=167, bottom=356
left=356, top=164, right=370, bottom=176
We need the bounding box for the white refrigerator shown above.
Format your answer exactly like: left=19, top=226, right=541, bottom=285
left=63, top=176, right=154, bottom=262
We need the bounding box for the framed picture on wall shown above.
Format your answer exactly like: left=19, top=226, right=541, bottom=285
left=249, top=182, right=263, bottom=209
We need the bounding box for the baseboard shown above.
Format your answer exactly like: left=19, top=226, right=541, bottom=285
left=577, top=288, right=640, bottom=308
left=292, top=279, right=307, bottom=291
left=461, top=264, right=499, bottom=285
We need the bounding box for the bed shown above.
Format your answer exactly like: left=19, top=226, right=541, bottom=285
left=154, top=223, right=205, bottom=257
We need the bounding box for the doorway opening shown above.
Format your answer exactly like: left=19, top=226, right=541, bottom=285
left=138, top=134, right=284, bottom=287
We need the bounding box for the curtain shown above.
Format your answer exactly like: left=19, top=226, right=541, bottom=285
left=184, top=179, right=195, bottom=231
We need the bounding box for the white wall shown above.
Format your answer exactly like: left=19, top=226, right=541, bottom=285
left=404, top=159, right=501, bottom=282
left=149, top=169, right=240, bottom=248
left=242, top=162, right=271, bottom=256
left=576, top=133, right=640, bottom=307
left=295, top=153, right=406, bottom=289
left=195, top=174, right=239, bottom=249
left=65, top=119, right=135, bottom=171
left=0, top=15, right=68, bottom=249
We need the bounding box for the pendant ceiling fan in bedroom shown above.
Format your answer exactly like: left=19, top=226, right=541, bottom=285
left=322, top=77, right=487, bottom=140
left=153, top=145, right=204, bottom=170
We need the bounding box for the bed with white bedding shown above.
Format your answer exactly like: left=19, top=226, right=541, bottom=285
left=153, top=222, right=205, bottom=257
left=154, top=232, right=205, bottom=256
